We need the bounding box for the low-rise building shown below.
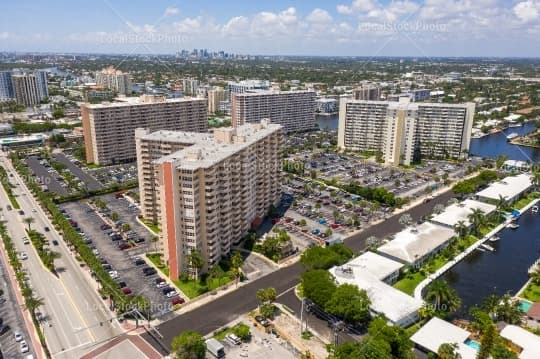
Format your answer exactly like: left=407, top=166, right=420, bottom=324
left=476, top=173, right=532, bottom=204
left=500, top=325, right=540, bottom=359
left=431, top=199, right=496, bottom=229
left=377, top=222, right=456, bottom=268
left=410, top=317, right=478, bottom=359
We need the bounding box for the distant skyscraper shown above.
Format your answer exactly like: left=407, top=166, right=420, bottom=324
left=0, top=71, right=13, bottom=101
left=12, top=74, right=41, bottom=106
left=353, top=85, right=381, bottom=101
left=95, top=67, right=131, bottom=95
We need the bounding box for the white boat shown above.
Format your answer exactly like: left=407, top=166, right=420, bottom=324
left=533, top=206, right=539, bottom=213
left=481, top=243, right=495, bottom=251
left=506, top=133, right=519, bottom=141
left=507, top=223, right=519, bottom=229
left=489, top=236, right=500, bottom=242
left=508, top=123, right=522, bottom=128
left=476, top=247, right=486, bottom=252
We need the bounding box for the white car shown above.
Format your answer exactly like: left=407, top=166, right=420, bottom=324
left=19, top=252, right=28, bottom=260
left=108, top=270, right=118, bottom=279
left=22, top=237, right=30, bottom=245
left=14, top=330, right=23, bottom=342
left=166, top=290, right=179, bottom=298
left=20, top=340, right=29, bottom=353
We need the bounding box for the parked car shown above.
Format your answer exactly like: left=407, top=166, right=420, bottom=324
left=143, top=267, right=157, bottom=276
left=121, top=288, right=132, bottom=295
left=14, top=331, right=23, bottom=342
left=52, top=240, right=59, bottom=246
left=166, top=290, right=179, bottom=298
left=22, top=237, right=29, bottom=245
left=44, top=226, right=50, bottom=232
left=134, top=259, right=145, bottom=266
left=171, top=297, right=185, bottom=305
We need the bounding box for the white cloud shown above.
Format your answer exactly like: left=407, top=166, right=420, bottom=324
left=222, top=16, right=250, bottom=36
left=306, top=8, right=333, bottom=23
left=125, top=21, right=156, bottom=33
left=173, top=17, right=202, bottom=34
left=514, top=1, right=540, bottom=22
left=352, top=0, right=377, bottom=12
left=164, top=7, right=179, bottom=17
left=0, top=32, right=10, bottom=40
left=336, top=4, right=353, bottom=15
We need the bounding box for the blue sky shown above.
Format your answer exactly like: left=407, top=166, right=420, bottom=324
left=1, top=0, right=540, bottom=56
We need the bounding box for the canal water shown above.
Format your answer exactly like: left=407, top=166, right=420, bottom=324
left=441, top=209, right=540, bottom=317
left=469, top=122, right=540, bottom=161
left=316, top=114, right=338, bottom=130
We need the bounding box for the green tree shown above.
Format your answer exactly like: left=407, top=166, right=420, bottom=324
left=454, top=220, right=468, bottom=239
left=491, top=343, right=518, bottom=359
left=300, top=244, right=353, bottom=271
left=467, top=208, right=486, bottom=236
left=23, top=217, right=35, bottom=231
left=150, top=236, right=159, bottom=253
left=256, top=287, right=277, bottom=319
left=187, top=250, right=205, bottom=280
left=230, top=251, right=244, bottom=287
left=111, top=212, right=119, bottom=222
left=425, top=280, right=461, bottom=316
left=24, top=295, right=45, bottom=317
left=170, top=331, right=206, bottom=359
left=121, top=223, right=131, bottom=232
left=367, top=316, right=414, bottom=359
left=476, top=323, right=497, bottom=359
left=301, top=269, right=336, bottom=309
left=325, top=284, right=371, bottom=324
left=438, top=343, right=462, bottom=359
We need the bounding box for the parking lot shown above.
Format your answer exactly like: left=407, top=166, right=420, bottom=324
left=26, top=155, right=70, bottom=196
left=52, top=152, right=103, bottom=191
left=88, top=163, right=138, bottom=187
left=0, top=242, right=35, bottom=358
left=59, top=200, right=176, bottom=317
left=210, top=315, right=298, bottom=359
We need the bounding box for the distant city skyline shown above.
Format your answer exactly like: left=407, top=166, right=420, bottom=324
left=1, top=0, right=540, bottom=57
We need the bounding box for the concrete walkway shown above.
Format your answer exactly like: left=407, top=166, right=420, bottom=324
left=414, top=198, right=540, bottom=300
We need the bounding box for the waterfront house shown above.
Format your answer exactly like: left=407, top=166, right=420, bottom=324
left=500, top=324, right=540, bottom=359
left=431, top=199, right=496, bottom=229
left=476, top=173, right=532, bottom=204
left=377, top=222, right=455, bottom=268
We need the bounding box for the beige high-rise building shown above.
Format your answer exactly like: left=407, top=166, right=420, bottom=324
left=95, top=67, right=131, bottom=95
left=207, top=87, right=226, bottom=114
left=231, top=90, right=316, bottom=133
left=11, top=74, right=41, bottom=106
left=137, top=120, right=282, bottom=279
left=81, top=95, right=208, bottom=165
left=353, top=85, right=381, bottom=101
left=338, top=98, right=475, bottom=165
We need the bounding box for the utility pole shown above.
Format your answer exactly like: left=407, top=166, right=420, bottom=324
left=300, top=298, right=304, bottom=335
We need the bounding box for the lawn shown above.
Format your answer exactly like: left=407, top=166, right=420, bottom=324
left=514, top=192, right=540, bottom=211
left=147, top=253, right=234, bottom=299
left=142, top=220, right=160, bottom=234
left=522, top=282, right=540, bottom=302
left=147, top=253, right=169, bottom=276
left=394, top=272, right=426, bottom=295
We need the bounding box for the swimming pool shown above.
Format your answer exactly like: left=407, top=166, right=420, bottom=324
left=519, top=300, right=533, bottom=313
left=465, top=339, right=481, bottom=350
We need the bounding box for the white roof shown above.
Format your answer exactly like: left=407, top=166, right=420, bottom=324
left=377, top=222, right=455, bottom=264
left=431, top=199, right=496, bottom=228
left=329, top=265, right=422, bottom=326
left=340, top=252, right=403, bottom=281
left=500, top=325, right=540, bottom=359
left=477, top=174, right=532, bottom=201
left=410, top=317, right=477, bottom=359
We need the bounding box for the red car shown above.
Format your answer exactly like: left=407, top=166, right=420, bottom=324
left=330, top=223, right=340, bottom=229
left=171, top=297, right=185, bottom=305
left=122, top=287, right=132, bottom=295
left=118, top=242, right=131, bottom=250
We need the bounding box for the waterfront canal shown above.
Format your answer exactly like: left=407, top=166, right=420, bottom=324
left=470, top=122, right=540, bottom=161
left=441, top=208, right=540, bottom=317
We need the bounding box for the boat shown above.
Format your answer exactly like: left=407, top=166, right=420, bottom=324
left=506, top=132, right=519, bottom=141
left=476, top=247, right=486, bottom=252
left=507, top=223, right=519, bottom=229
left=508, top=123, right=522, bottom=128
left=481, top=243, right=495, bottom=251
left=533, top=206, right=539, bottom=214
left=489, top=235, right=500, bottom=242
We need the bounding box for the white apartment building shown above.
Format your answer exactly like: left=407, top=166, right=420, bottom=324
left=338, top=98, right=475, bottom=165
left=95, top=67, right=131, bottom=95
left=81, top=95, right=208, bottom=165
left=207, top=86, right=226, bottom=114
left=11, top=74, right=41, bottom=106
left=135, top=129, right=209, bottom=224
left=150, top=120, right=282, bottom=279
left=231, top=90, right=316, bottom=133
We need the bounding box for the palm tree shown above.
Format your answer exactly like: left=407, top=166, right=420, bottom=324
left=366, top=236, right=380, bottom=249
left=111, top=212, right=119, bottom=222
left=24, top=295, right=45, bottom=317
left=150, top=236, right=159, bottom=253
left=454, top=220, right=468, bottom=239
left=438, top=343, right=461, bottom=359
left=23, top=217, right=35, bottom=231
left=425, top=280, right=461, bottom=315
left=532, top=170, right=540, bottom=190
left=399, top=213, right=413, bottom=227
left=467, top=208, right=486, bottom=236
left=187, top=249, right=205, bottom=280
left=231, top=251, right=244, bottom=288
left=43, top=250, right=61, bottom=271
left=495, top=195, right=507, bottom=220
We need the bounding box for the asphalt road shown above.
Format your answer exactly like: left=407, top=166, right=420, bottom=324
left=142, top=190, right=455, bottom=354
left=26, top=156, right=69, bottom=196
left=52, top=153, right=103, bottom=192
left=0, top=153, right=124, bottom=359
